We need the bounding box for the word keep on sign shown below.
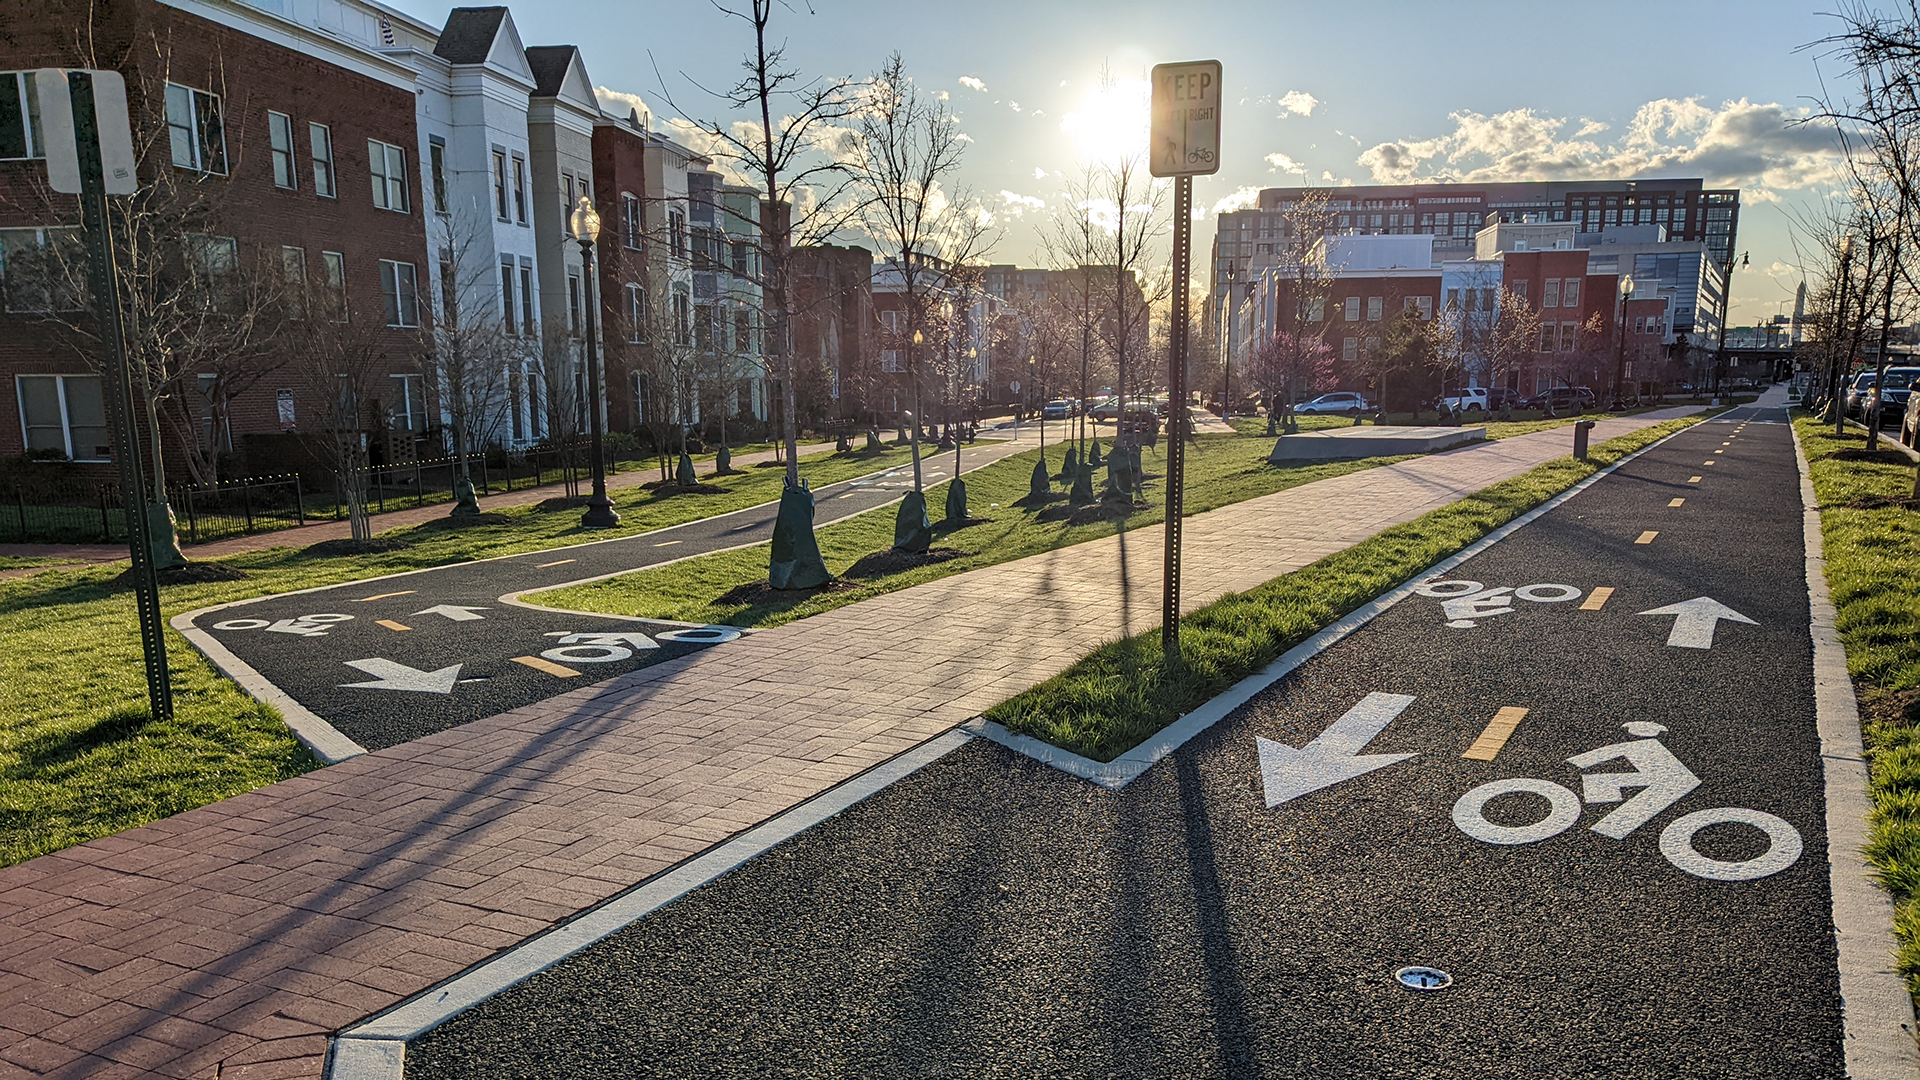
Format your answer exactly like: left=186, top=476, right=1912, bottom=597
left=1150, top=60, right=1222, bottom=178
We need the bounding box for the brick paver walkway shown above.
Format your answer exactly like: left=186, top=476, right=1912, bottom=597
left=0, top=410, right=1697, bottom=1079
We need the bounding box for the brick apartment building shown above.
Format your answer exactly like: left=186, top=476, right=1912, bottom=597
left=0, top=0, right=430, bottom=478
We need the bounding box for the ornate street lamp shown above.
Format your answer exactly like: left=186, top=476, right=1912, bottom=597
left=1611, top=274, right=1635, bottom=411
left=571, top=195, right=620, bottom=528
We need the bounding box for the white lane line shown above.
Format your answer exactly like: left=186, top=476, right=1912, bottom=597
left=328, top=727, right=975, bottom=1077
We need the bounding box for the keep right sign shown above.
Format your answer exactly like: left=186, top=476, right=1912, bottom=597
left=1150, top=60, right=1222, bottom=178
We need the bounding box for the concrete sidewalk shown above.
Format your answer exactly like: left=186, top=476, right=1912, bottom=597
left=0, top=408, right=1698, bottom=1080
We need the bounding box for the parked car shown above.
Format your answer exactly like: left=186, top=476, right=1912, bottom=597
left=1486, top=387, right=1527, bottom=412
left=1904, top=384, right=1920, bottom=447
left=1521, top=386, right=1597, bottom=413
left=1119, top=408, right=1160, bottom=447
left=1295, top=392, right=1373, bottom=416
left=1041, top=399, right=1078, bottom=420
left=1845, top=371, right=1879, bottom=418
left=1852, top=368, right=1920, bottom=426
left=1088, top=396, right=1122, bottom=422
left=1440, top=388, right=1489, bottom=413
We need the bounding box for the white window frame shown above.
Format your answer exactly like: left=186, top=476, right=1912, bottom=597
left=623, top=193, right=642, bottom=250
left=428, top=138, right=448, bottom=215
left=16, top=374, right=110, bottom=461
left=492, top=149, right=509, bottom=220
left=512, top=155, right=528, bottom=224
left=389, top=373, right=427, bottom=432
left=321, top=251, right=347, bottom=322
left=268, top=110, right=296, bottom=189
left=0, top=227, right=81, bottom=313
left=165, top=82, right=227, bottom=174
left=0, top=72, right=42, bottom=161
left=500, top=260, right=517, bottom=335
left=379, top=259, right=418, bottom=327
left=625, top=283, right=644, bottom=343
left=1563, top=278, right=1581, bottom=308
left=310, top=122, right=335, bottom=198
left=1343, top=296, right=1359, bottom=322
left=369, top=140, right=409, bottom=213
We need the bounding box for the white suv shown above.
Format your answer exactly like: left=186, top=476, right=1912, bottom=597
left=1441, top=388, right=1489, bottom=413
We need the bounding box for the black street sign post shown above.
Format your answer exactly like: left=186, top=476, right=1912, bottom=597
left=1150, top=60, right=1221, bottom=658
left=42, top=69, right=172, bottom=722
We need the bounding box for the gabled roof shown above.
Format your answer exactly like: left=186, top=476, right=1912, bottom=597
left=433, top=7, right=507, bottom=64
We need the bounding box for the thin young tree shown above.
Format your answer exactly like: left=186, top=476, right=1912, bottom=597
left=423, top=212, right=515, bottom=513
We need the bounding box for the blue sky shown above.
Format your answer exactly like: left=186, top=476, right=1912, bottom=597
left=390, top=0, right=1857, bottom=325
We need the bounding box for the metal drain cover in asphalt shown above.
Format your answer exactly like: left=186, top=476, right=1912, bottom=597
left=1395, top=966, right=1453, bottom=990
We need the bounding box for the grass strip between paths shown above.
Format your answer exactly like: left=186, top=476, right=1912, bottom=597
left=1794, top=416, right=1920, bottom=988
left=985, top=416, right=1707, bottom=763
left=533, top=433, right=1411, bottom=629
left=0, top=443, right=921, bottom=868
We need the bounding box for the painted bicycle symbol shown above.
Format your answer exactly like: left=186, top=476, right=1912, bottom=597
left=1451, top=722, right=1803, bottom=882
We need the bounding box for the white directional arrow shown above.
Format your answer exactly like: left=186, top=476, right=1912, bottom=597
left=339, top=657, right=462, bottom=694
left=1635, top=596, right=1757, bottom=649
left=1256, top=692, right=1418, bottom=808
left=412, top=605, right=489, bottom=622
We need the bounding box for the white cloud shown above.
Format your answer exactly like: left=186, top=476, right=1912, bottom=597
left=1355, top=98, right=1845, bottom=192
left=1265, top=152, right=1306, bottom=175
left=999, top=190, right=1047, bottom=215
left=1209, top=186, right=1262, bottom=215
left=596, top=86, right=654, bottom=127
left=959, top=76, right=987, bottom=93
left=1034, top=166, right=1048, bottom=179
left=1321, top=170, right=1336, bottom=182
left=1278, top=90, right=1320, bottom=117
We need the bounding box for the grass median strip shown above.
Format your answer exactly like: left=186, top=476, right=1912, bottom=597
left=0, top=443, right=918, bottom=868
left=983, top=416, right=1705, bottom=763
left=1794, top=416, right=1920, bottom=987
left=531, top=432, right=1412, bottom=629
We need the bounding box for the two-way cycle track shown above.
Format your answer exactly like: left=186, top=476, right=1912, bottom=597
left=395, top=405, right=1913, bottom=1080
left=176, top=437, right=1037, bottom=758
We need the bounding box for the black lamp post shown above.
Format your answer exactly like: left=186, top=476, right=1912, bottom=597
left=1611, top=273, right=1635, bottom=410
left=1828, top=235, right=1856, bottom=429
left=572, top=195, right=620, bottom=528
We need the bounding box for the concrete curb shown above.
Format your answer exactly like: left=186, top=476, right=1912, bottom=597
left=169, top=609, right=367, bottom=764
left=1791, top=419, right=1920, bottom=1076
left=966, top=416, right=1705, bottom=790
left=324, top=727, right=976, bottom=1079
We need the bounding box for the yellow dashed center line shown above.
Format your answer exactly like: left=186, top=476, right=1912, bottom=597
left=1702, top=460, right=1716, bottom=466
left=1714, top=449, right=1724, bottom=454
left=1464, top=707, right=1530, bottom=761
left=1688, top=476, right=1702, bottom=483
left=537, top=559, right=576, bottom=568
left=1635, top=530, right=1659, bottom=544
left=655, top=540, right=682, bottom=547
left=1581, top=586, right=1615, bottom=611
left=355, top=590, right=416, bottom=602
left=376, top=619, right=411, bottom=632
left=1668, top=497, right=1686, bottom=507
left=511, top=655, right=582, bottom=677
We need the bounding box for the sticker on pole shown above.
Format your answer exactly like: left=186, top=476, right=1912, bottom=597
left=1150, top=60, right=1222, bottom=178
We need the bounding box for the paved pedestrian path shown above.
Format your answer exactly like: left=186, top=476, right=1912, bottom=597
left=0, top=408, right=1698, bottom=1080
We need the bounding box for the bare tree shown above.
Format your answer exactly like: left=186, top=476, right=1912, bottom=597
left=423, top=212, right=515, bottom=508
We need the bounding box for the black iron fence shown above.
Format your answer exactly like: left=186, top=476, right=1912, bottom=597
left=0, top=473, right=308, bottom=546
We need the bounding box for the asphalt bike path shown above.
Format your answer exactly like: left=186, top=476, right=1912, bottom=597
left=404, top=404, right=1846, bottom=1080
left=179, top=435, right=1047, bottom=752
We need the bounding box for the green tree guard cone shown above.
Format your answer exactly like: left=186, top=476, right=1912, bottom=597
left=716, top=444, right=731, bottom=473
left=677, top=451, right=697, bottom=487
left=1089, top=441, right=1104, bottom=466
left=1070, top=462, right=1095, bottom=504
left=1059, top=446, right=1078, bottom=479
left=450, top=476, right=481, bottom=518
left=866, top=429, right=884, bottom=452
left=769, top=478, right=831, bottom=589
left=944, top=477, right=968, bottom=523
left=148, top=502, right=187, bottom=569
left=1029, top=456, right=1051, bottom=499
left=835, top=433, right=851, bottom=453
left=1266, top=413, right=1278, bottom=436
left=894, top=489, right=933, bottom=552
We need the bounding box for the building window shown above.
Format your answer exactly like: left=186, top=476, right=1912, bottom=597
left=562, top=174, right=575, bottom=236
left=268, top=110, right=296, bottom=189
left=1366, top=296, right=1382, bottom=321
left=389, top=374, right=427, bottom=432
left=165, top=82, right=227, bottom=173
left=187, top=235, right=238, bottom=311
left=625, top=283, right=645, bottom=343
left=429, top=138, right=448, bottom=214
left=512, top=156, right=528, bottom=223
left=1543, top=279, right=1560, bottom=308
left=282, top=245, right=306, bottom=317
left=0, top=227, right=81, bottom=312
left=623, top=193, right=642, bottom=249
left=1343, top=296, right=1359, bottom=322
left=0, top=72, right=42, bottom=160
left=321, top=251, right=346, bottom=321
left=881, top=348, right=903, bottom=372
left=17, top=375, right=110, bottom=461
left=1408, top=295, right=1432, bottom=321
left=379, top=259, right=418, bottom=326
left=1634, top=316, right=1646, bottom=334
left=734, top=308, right=752, bottom=353
left=493, top=150, right=509, bottom=219
left=1538, top=324, right=1554, bottom=351
left=437, top=247, right=456, bottom=326
left=519, top=263, right=535, bottom=333
left=1342, top=337, right=1357, bottom=362
left=567, top=271, right=582, bottom=336
left=309, top=123, right=335, bottom=197
left=500, top=261, right=517, bottom=335
left=369, top=140, right=408, bottom=212
left=1559, top=322, right=1576, bottom=351
left=732, top=239, right=750, bottom=276
left=673, top=290, right=692, bottom=345
left=1308, top=298, right=1325, bottom=321
left=669, top=209, right=687, bottom=259
left=1563, top=278, right=1581, bottom=308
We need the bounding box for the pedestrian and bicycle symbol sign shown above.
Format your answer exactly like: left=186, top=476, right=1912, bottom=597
left=1257, top=694, right=1802, bottom=883
left=1413, top=578, right=1758, bottom=649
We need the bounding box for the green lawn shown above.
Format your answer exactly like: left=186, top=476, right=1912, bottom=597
left=0, top=442, right=917, bottom=868
left=1795, top=416, right=1920, bottom=987
left=532, top=430, right=1414, bottom=629
left=985, top=416, right=1708, bottom=762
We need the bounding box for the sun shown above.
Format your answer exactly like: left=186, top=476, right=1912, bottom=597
left=1059, top=77, right=1152, bottom=165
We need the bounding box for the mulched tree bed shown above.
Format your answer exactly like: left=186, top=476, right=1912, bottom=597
left=712, top=577, right=862, bottom=607
left=640, top=481, right=728, bottom=495
left=302, top=536, right=411, bottom=558
left=114, top=561, right=249, bottom=589
left=1036, top=500, right=1145, bottom=526
left=414, top=512, right=514, bottom=530
left=1821, top=448, right=1916, bottom=466
left=842, top=546, right=970, bottom=578
left=1014, top=491, right=1070, bottom=507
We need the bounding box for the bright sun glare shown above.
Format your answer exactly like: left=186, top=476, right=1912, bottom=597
left=1059, top=77, right=1152, bottom=164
